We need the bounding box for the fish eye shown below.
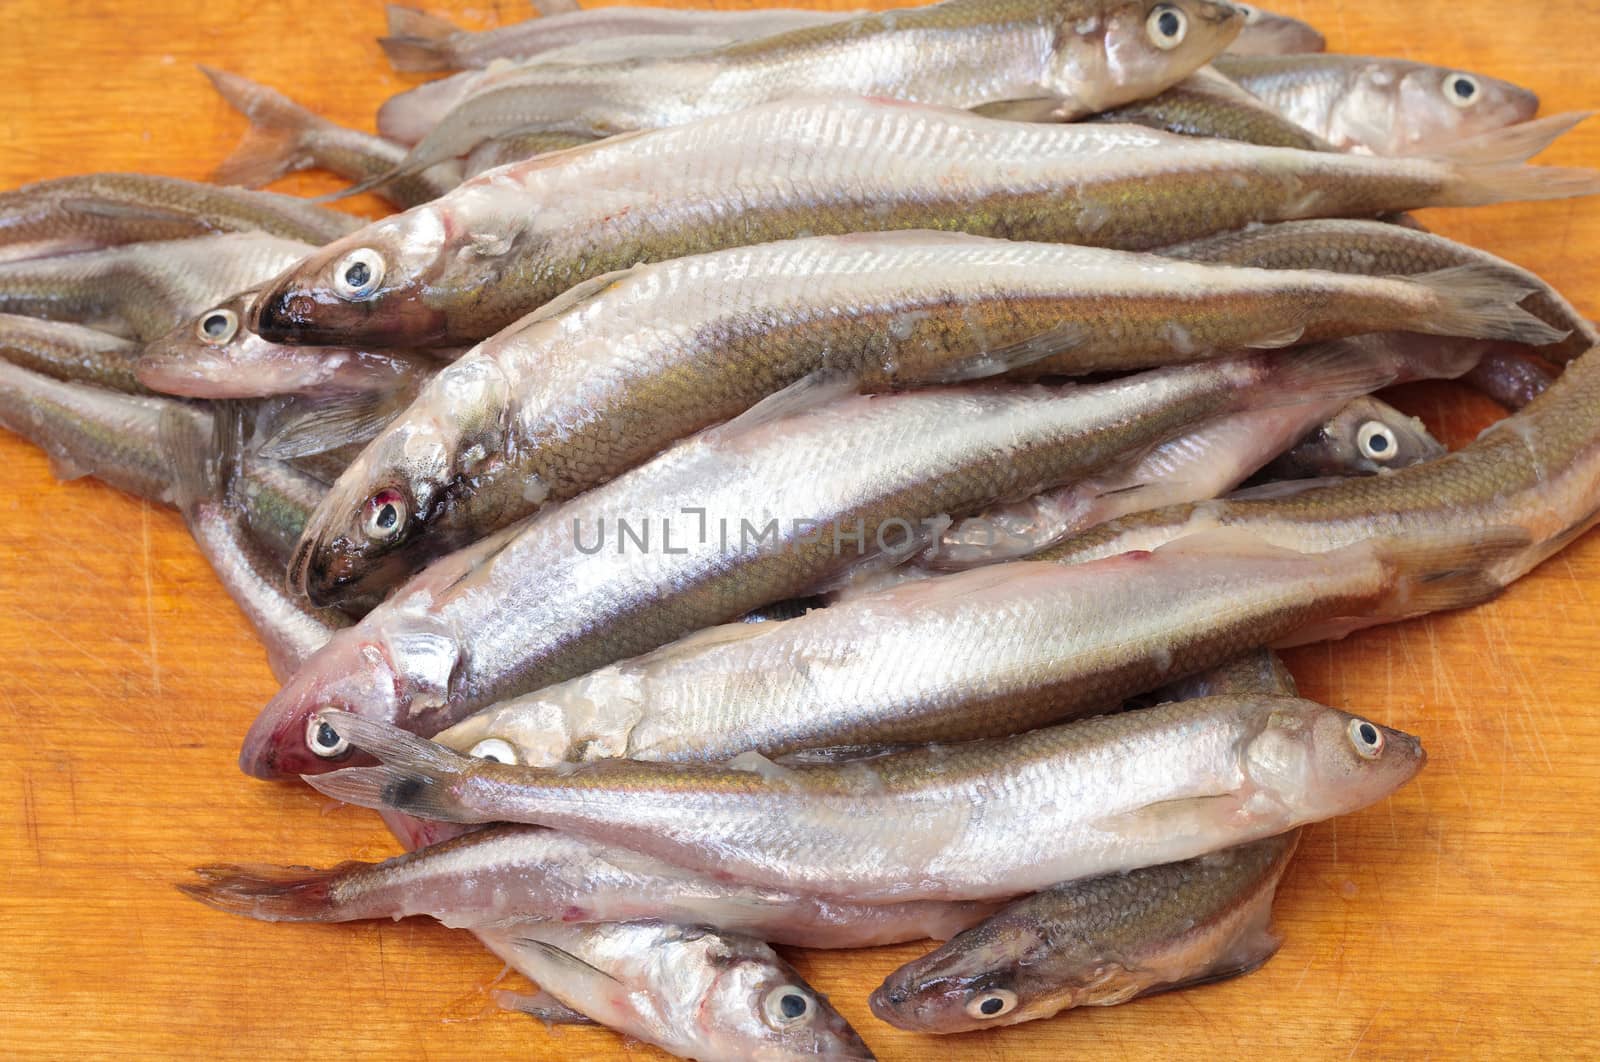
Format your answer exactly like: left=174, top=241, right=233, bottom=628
left=1444, top=74, right=1480, bottom=107
left=306, top=715, right=352, bottom=759
left=761, top=985, right=815, bottom=1028
left=965, top=988, right=1018, bottom=1019
left=469, top=737, right=518, bottom=765
left=195, top=308, right=239, bottom=345
left=1348, top=717, right=1385, bottom=760
left=360, top=488, right=409, bottom=542
left=1146, top=4, right=1188, bottom=49
left=332, top=248, right=386, bottom=300
left=1356, top=421, right=1398, bottom=462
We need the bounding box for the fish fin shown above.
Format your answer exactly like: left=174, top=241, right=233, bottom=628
left=212, top=400, right=251, bottom=505
left=160, top=405, right=220, bottom=518
left=301, top=711, right=482, bottom=822
left=1437, top=160, right=1600, bottom=208
left=56, top=196, right=209, bottom=228
left=928, top=322, right=1085, bottom=382
left=1427, top=112, right=1591, bottom=166
left=1113, top=793, right=1249, bottom=842
left=1241, top=324, right=1305, bottom=350
left=1406, top=266, right=1568, bottom=347
left=713, top=372, right=860, bottom=437
left=1227, top=475, right=1352, bottom=501
left=256, top=391, right=405, bottom=459
left=201, top=66, right=334, bottom=187
left=1369, top=526, right=1531, bottom=619
left=175, top=862, right=347, bottom=922
left=513, top=267, right=632, bottom=326
left=379, top=6, right=461, bottom=73
left=1257, top=341, right=1400, bottom=410
left=511, top=939, right=622, bottom=984
left=492, top=989, right=599, bottom=1026
left=969, top=96, right=1073, bottom=122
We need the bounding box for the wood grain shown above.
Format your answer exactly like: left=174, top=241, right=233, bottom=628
left=2, top=1, right=1598, bottom=1057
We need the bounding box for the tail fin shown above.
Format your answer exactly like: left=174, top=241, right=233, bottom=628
left=1430, top=112, right=1590, bottom=166
left=201, top=66, right=335, bottom=186
left=1406, top=266, right=1569, bottom=346
left=300, top=711, right=483, bottom=822
left=1374, top=527, right=1531, bottom=618
left=1437, top=160, right=1600, bottom=208
left=380, top=6, right=462, bottom=73
left=176, top=863, right=345, bottom=922
left=159, top=406, right=220, bottom=519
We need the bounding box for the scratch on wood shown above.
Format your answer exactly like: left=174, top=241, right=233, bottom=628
left=21, top=768, right=44, bottom=868
left=139, top=500, right=161, bottom=695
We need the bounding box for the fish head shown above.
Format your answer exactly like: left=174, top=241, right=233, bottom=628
left=685, top=930, right=876, bottom=1060
left=251, top=207, right=454, bottom=347
left=1243, top=699, right=1427, bottom=819
left=1389, top=63, right=1540, bottom=152
left=869, top=912, right=1071, bottom=1033
left=238, top=627, right=412, bottom=780
left=1226, top=5, right=1325, bottom=56
left=1315, top=396, right=1446, bottom=476
left=1095, top=0, right=1246, bottom=109
left=289, top=356, right=512, bottom=606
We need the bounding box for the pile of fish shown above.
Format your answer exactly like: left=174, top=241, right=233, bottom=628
left=5, top=0, right=1599, bottom=1055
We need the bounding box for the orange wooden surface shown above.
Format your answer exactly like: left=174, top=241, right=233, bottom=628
left=3, top=1, right=1600, bottom=1058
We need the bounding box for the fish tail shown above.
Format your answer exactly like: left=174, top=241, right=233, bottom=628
left=176, top=863, right=344, bottom=922
left=1373, top=526, right=1532, bottom=618
left=379, top=6, right=461, bottom=73
left=158, top=406, right=219, bottom=518
left=1437, top=160, right=1600, bottom=208
left=1406, top=266, right=1569, bottom=347
left=301, top=711, right=483, bottom=823
left=1428, top=112, right=1590, bottom=166
left=200, top=65, right=333, bottom=187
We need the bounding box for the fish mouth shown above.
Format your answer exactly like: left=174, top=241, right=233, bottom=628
left=251, top=274, right=451, bottom=348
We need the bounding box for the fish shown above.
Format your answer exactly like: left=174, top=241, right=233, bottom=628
left=1258, top=396, right=1445, bottom=480
left=460, top=128, right=601, bottom=177
left=305, top=690, right=1425, bottom=902
left=247, top=96, right=1600, bottom=348
left=1162, top=216, right=1598, bottom=362
left=1039, top=342, right=1600, bottom=583
left=234, top=449, right=330, bottom=566
left=201, top=67, right=461, bottom=210
left=359, top=0, right=1246, bottom=184
left=1149, top=645, right=1300, bottom=701
left=0, top=232, right=314, bottom=342
left=177, top=822, right=997, bottom=948
left=0, top=314, right=148, bottom=395
left=1212, top=53, right=1541, bottom=155
left=378, top=3, right=854, bottom=73
left=243, top=354, right=1399, bottom=775
left=0, top=174, right=358, bottom=263
left=1462, top=347, right=1559, bottom=410
left=423, top=526, right=1517, bottom=771
left=870, top=831, right=1300, bottom=1031
left=284, top=231, right=1554, bottom=605
left=476, top=921, right=877, bottom=1061
left=928, top=336, right=1474, bottom=568
left=161, top=408, right=351, bottom=682
left=0, top=358, right=204, bottom=504
left=1225, top=4, right=1324, bottom=56
left=136, top=289, right=442, bottom=400
left=1088, top=65, right=1333, bottom=149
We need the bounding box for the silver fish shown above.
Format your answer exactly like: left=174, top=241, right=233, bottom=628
left=1212, top=53, right=1541, bottom=155
left=162, top=409, right=350, bottom=682
left=0, top=314, right=147, bottom=394
left=0, top=232, right=313, bottom=342
left=0, top=173, right=357, bottom=262
left=366, top=0, right=1245, bottom=182
left=249, top=96, right=1600, bottom=348
left=426, top=525, right=1510, bottom=772
left=1259, top=396, right=1445, bottom=480
left=177, top=822, right=996, bottom=948
left=306, top=690, right=1424, bottom=903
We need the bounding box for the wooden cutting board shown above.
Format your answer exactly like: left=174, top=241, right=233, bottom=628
left=1, top=0, right=1597, bottom=1057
